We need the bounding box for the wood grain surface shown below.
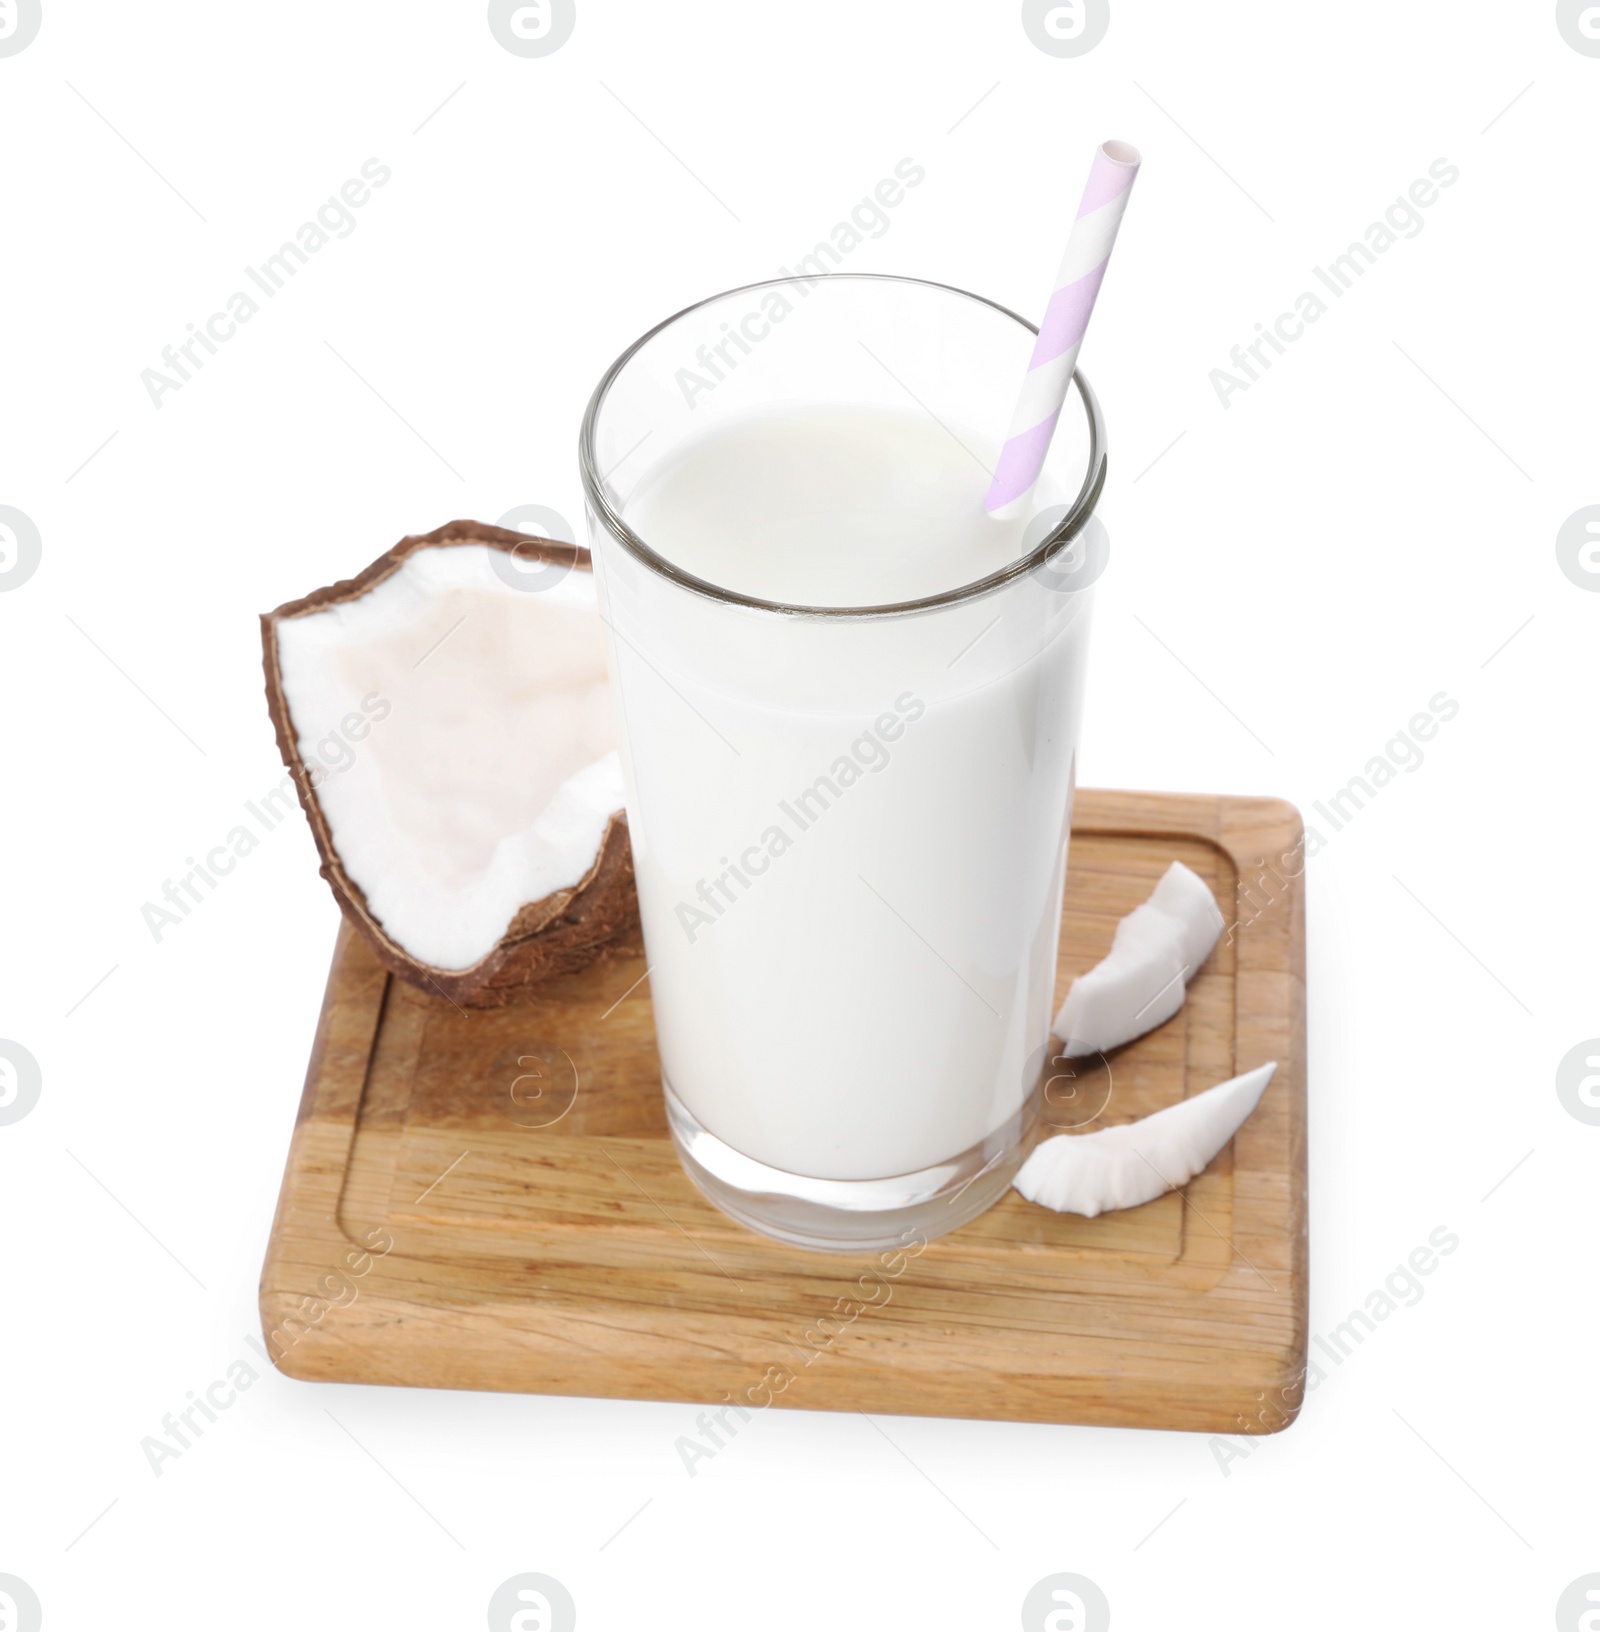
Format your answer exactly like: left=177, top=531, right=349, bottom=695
left=259, top=789, right=1308, bottom=1433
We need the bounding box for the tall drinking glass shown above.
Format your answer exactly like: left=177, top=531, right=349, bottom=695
left=579, top=274, right=1107, bottom=1250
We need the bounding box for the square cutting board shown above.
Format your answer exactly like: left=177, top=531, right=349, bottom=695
left=260, top=789, right=1308, bottom=1434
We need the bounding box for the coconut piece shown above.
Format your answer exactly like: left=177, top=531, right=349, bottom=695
left=1014, top=1062, right=1275, bottom=1217
left=1052, top=860, right=1226, bottom=1055
left=261, top=519, right=637, bottom=1007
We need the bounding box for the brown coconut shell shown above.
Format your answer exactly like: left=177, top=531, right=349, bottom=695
left=261, top=518, right=639, bottom=1008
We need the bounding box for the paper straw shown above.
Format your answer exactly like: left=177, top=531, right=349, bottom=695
left=984, top=139, right=1141, bottom=513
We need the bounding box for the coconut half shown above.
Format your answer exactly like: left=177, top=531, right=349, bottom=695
left=261, top=519, right=636, bottom=1007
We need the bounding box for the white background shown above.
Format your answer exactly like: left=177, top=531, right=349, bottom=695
left=2, top=2, right=1596, bottom=1627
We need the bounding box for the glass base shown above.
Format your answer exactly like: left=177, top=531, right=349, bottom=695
left=663, top=1077, right=1041, bottom=1253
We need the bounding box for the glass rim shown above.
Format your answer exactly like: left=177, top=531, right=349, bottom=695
left=577, top=272, right=1107, bottom=621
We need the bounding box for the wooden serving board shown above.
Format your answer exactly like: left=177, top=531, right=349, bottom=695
left=260, top=790, right=1308, bottom=1434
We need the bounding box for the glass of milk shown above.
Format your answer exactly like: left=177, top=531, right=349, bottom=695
left=579, top=274, right=1107, bottom=1250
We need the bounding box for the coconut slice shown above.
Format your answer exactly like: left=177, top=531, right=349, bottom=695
left=261, top=519, right=637, bottom=1007
left=1052, top=860, right=1226, bottom=1055
left=1014, top=1062, right=1275, bottom=1217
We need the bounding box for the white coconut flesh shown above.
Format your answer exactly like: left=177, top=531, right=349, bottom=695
left=1014, top=1061, right=1276, bottom=1217
left=273, top=544, right=623, bottom=972
left=1052, top=860, right=1226, bottom=1056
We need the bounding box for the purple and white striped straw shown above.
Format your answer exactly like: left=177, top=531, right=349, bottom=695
left=984, top=139, right=1141, bottom=513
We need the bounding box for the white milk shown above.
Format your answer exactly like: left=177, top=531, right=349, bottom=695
left=599, top=403, right=1095, bottom=1181
left=629, top=404, right=1047, bottom=605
